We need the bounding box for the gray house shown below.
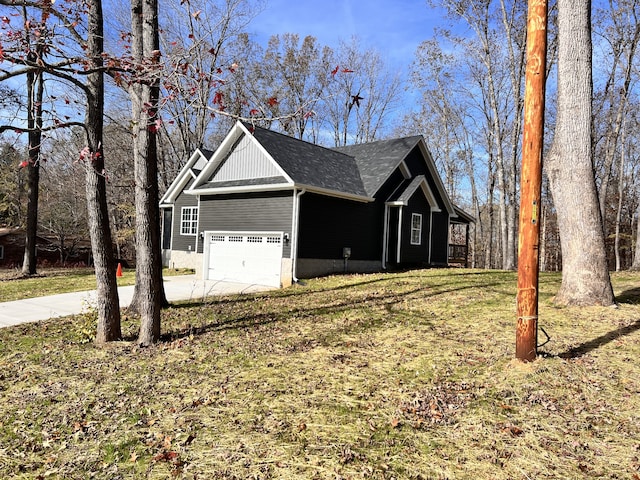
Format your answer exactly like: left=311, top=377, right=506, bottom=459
left=159, top=121, right=472, bottom=287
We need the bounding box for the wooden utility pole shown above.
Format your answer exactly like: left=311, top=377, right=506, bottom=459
left=516, top=0, right=548, bottom=361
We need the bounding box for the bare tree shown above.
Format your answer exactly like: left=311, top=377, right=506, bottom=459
left=0, top=0, right=122, bottom=340
left=323, top=38, right=402, bottom=146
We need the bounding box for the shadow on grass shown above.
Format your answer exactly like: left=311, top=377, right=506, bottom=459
left=558, top=320, right=640, bottom=359
left=161, top=274, right=507, bottom=343
left=616, top=287, right=640, bottom=305
left=169, top=269, right=510, bottom=310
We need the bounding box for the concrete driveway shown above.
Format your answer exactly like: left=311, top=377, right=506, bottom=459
left=0, top=275, right=274, bottom=328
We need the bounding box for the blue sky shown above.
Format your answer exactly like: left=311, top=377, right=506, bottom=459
left=251, top=0, right=449, bottom=70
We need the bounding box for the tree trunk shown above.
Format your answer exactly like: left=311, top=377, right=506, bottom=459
left=614, top=120, right=627, bottom=271
left=631, top=203, right=640, bottom=271
left=22, top=51, right=42, bottom=276
left=87, top=0, right=121, bottom=343
left=129, top=0, right=167, bottom=346
left=546, top=0, right=614, bottom=306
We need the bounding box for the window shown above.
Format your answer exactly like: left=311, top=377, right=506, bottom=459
left=411, top=213, right=423, bottom=245
left=180, top=207, right=198, bottom=235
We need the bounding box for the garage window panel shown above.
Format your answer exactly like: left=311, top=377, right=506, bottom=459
left=181, top=207, right=199, bottom=235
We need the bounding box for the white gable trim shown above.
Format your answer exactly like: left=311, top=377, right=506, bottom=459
left=188, top=121, right=294, bottom=193
left=160, top=148, right=211, bottom=205
left=385, top=177, right=441, bottom=211
left=416, top=139, right=457, bottom=216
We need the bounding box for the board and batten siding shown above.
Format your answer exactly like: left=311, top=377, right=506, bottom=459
left=298, top=193, right=382, bottom=261
left=197, top=191, right=294, bottom=257
left=214, top=133, right=282, bottom=181
left=430, top=210, right=450, bottom=265
left=400, top=191, right=432, bottom=264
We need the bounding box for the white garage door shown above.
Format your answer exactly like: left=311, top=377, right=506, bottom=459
left=206, top=232, right=283, bottom=287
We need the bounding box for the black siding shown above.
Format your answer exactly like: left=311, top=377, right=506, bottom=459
left=298, top=193, right=382, bottom=260
left=430, top=210, right=450, bottom=265
left=400, top=192, right=432, bottom=264
left=404, top=147, right=447, bottom=207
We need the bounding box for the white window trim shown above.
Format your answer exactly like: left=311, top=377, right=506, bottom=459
left=180, top=206, right=199, bottom=236
left=410, top=213, right=423, bottom=245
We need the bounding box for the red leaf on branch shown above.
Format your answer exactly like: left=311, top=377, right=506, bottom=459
left=19, top=160, right=28, bottom=168
left=148, top=118, right=162, bottom=133
left=1, top=16, right=10, bottom=24
left=342, top=68, right=354, bottom=73
left=267, top=97, right=278, bottom=107
left=331, top=65, right=339, bottom=76
left=212, top=91, right=224, bottom=106
left=249, top=108, right=259, bottom=116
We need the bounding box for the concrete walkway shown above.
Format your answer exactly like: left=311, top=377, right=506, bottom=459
left=0, top=275, right=274, bottom=328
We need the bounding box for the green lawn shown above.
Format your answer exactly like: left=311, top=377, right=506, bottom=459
left=1, top=269, right=639, bottom=479
left=0, top=267, right=194, bottom=302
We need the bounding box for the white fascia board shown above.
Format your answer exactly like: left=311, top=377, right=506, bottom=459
left=417, top=139, right=456, bottom=216
left=237, top=122, right=294, bottom=183
left=186, top=183, right=294, bottom=196
left=419, top=180, right=442, bottom=212
left=385, top=178, right=441, bottom=211
left=296, top=183, right=374, bottom=203
left=160, top=148, right=210, bottom=205
left=399, top=160, right=411, bottom=179
left=185, top=182, right=373, bottom=203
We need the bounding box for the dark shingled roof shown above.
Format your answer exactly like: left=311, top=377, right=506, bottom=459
left=333, top=136, right=423, bottom=197
left=248, top=125, right=369, bottom=198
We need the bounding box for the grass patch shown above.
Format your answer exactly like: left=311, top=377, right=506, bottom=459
left=0, top=267, right=194, bottom=302
left=1, top=269, right=639, bottom=479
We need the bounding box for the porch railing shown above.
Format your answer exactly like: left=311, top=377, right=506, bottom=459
left=448, top=244, right=468, bottom=266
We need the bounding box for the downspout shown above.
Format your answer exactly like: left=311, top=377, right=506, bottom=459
left=428, top=208, right=434, bottom=265
left=291, top=188, right=306, bottom=282
left=382, top=204, right=389, bottom=269
left=195, top=196, right=201, bottom=253
left=396, top=205, right=403, bottom=264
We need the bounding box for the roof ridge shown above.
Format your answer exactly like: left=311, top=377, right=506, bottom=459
left=242, top=122, right=356, bottom=160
